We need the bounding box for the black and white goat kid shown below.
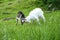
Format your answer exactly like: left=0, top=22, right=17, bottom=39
left=16, top=11, right=25, bottom=25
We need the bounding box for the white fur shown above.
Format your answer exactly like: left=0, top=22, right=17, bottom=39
left=25, top=8, right=46, bottom=24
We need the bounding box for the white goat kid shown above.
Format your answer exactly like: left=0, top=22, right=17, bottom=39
left=25, top=8, right=46, bottom=24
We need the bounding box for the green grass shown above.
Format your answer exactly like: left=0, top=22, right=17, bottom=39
left=0, top=0, right=60, bottom=40
left=0, top=10, right=60, bottom=40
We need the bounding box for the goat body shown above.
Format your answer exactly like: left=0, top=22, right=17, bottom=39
left=16, top=11, right=25, bottom=25
left=25, top=8, right=45, bottom=24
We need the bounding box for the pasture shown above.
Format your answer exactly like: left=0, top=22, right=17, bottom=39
left=0, top=0, right=60, bottom=40
left=0, top=10, right=60, bottom=40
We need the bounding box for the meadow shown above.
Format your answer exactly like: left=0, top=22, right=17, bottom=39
left=0, top=0, right=60, bottom=40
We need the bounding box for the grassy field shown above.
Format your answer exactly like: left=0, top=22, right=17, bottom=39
left=0, top=0, right=60, bottom=40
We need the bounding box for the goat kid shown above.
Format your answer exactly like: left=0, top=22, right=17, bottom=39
left=16, top=11, right=25, bottom=25
left=25, top=8, right=46, bottom=24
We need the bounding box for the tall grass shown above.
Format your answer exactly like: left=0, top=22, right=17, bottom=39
left=0, top=10, right=60, bottom=40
